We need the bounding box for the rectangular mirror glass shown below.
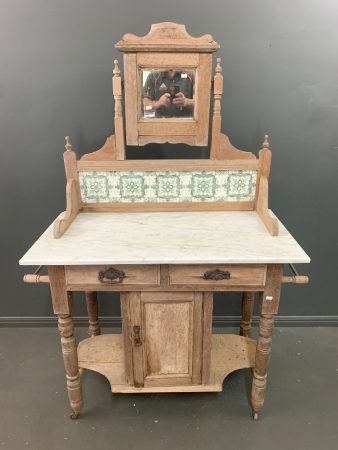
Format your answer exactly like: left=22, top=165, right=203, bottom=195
left=141, top=69, right=195, bottom=119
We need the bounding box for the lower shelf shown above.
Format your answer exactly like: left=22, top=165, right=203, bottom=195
left=77, top=334, right=256, bottom=393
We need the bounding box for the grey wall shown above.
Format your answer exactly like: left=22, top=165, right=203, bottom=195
left=1, top=0, right=337, bottom=324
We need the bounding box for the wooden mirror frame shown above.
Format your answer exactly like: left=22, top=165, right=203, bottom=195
left=115, top=22, right=220, bottom=147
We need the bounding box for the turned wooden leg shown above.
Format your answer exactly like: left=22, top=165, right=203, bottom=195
left=85, top=291, right=101, bottom=336
left=240, top=292, right=255, bottom=338
left=58, top=314, right=83, bottom=419
left=251, top=314, right=274, bottom=420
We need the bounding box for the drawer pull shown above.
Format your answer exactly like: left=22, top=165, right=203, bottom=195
left=203, top=269, right=231, bottom=281
left=133, top=326, right=142, bottom=347
left=98, top=267, right=126, bottom=284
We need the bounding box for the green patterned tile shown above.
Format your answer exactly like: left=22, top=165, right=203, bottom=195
left=227, top=172, right=256, bottom=200
left=81, top=173, right=109, bottom=202
left=191, top=173, right=216, bottom=200
left=119, top=174, right=145, bottom=201
left=156, top=174, right=181, bottom=200
left=79, top=170, right=257, bottom=203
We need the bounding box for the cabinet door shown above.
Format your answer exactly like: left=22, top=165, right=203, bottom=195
left=121, top=292, right=204, bottom=388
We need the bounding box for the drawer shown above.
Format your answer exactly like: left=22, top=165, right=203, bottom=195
left=169, top=264, right=266, bottom=289
left=65, top=265, right=160, bottom=287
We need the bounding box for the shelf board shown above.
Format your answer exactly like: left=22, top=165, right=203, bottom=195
left=78, top=333, right=256, bottom=393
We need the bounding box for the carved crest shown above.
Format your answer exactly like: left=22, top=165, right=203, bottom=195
left=116, top=22, right=219, bottom=53
left=152, top=26, right=186, bottom=40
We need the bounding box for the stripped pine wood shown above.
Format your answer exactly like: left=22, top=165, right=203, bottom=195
left=138, top=135, right=198, bottom=146
left=53, top=137, right=83, bottom=239
left=139, top=292, right=202, bottom=387
left=112, top=60, right=125, bottom=160
left=115, top=22, right=220, bottom=53
left=77, top=334, right=256, bottom=393
left=218, top=134, right=257, bottom=160
left=116, top=23, right=219, bottom=146
left=254, top=137, right=279, bottom=236
left=80, top=136, right=117, bottom=161
left=195, top=53, right=212, bottom=145
left=20, top=23, right=310, bottom=420
left=127, top=292, right=144, bottom=387
left=85, top=291, right=101, bottom=337
left=123, top=53, right=139, bottom=145
left=137, top=52, right=200, bottom=66
left=240, top=292, right=255, bottom=338
left=169, top=264, right=266, bottom=288
left=120, top=293, right=134, bottom=385
left=256, top=176, right=279, bottom=236
left=201, top=292, right=213, bottom=384
left=64, top=265, right=266, bottom=293
left=138, top=120, right=197, bottom=137
left=53, top=179, right=81, bottom=238
left=58, top=314, right=83, bottom=419
left=210, top=58, right=223, bottom=159
left=81, top=202, right=255, bottom=214
left=48, top=266, right=73, bottom=315
left=77, top=159, right=259, bottom=171
left=65, top=265, right=160, bottom=287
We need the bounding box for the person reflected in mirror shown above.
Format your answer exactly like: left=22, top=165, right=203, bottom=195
left=143, top=69, right=194, bottom=118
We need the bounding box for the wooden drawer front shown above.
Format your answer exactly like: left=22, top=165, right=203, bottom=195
left=169, top=264, right=266, bottom=288
left=65, top=265, right=160, bottom=287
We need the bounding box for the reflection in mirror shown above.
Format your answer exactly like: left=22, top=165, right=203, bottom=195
left=141, top=69, right=195, bottom=119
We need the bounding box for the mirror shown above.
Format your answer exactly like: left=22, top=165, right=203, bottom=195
left=116, top=22, right=220, bottom=147
left=141, top=69, right=195, bottom=119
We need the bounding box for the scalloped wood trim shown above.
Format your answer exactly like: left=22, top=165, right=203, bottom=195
left=77, top=334, right=255, bottom=393
left=212, top=133, right=256, bottom=160
left=53, top=179, right=82, bottom=238
left=115, top=22, right=220, bottom=53
left=80, top=136, right=117, bottom=161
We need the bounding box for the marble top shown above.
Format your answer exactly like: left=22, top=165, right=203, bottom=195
left=19, top=211, right=310, bottom=265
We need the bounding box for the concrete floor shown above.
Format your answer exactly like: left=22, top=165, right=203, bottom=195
left=0, top=326, right=337, bottom=450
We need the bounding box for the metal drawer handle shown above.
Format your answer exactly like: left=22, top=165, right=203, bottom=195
left=98, top=267, right=126, bottom=284
left=203, top=269, right=231, bottom=281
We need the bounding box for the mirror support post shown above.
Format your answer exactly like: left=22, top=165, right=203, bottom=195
left=113, top=60, right=126, bottom=160
left=210, top=58, right=223, bottom=159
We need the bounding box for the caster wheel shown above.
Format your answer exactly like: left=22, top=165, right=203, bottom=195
left=69, top=411, right=80, bottom=420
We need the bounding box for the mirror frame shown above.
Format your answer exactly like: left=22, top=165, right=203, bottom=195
left=116, top=23, right=219, bottom=147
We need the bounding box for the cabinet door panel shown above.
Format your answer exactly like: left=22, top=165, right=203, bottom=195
left=141, top=292, right=202, bottom=387
left=143, top=301, right=192, bottom=376
left=122, top=291, right=208, bottom=388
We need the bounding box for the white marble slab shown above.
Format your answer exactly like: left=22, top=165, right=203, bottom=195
left=19, top=211, right=310, bottom=265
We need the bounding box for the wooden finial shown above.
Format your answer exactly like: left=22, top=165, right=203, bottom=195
left=215, top=58, right=222, bottom=75
left=65, top=136, right=72, bottom=152
left=262, top=135, right=269, bottom=149
left=113, top=60, right=120, bottom=77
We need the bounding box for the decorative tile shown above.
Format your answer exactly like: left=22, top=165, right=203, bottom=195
left=156, top=174, right=180, bottom=200
left=191, top=173, right=216, bottom=200
left=119, top=174, right=145, bottom=201
left=227, top=172, right=257, bottom=200
left=81, top=174, right=109, bottom=202
left=79, top=171, right=257, bottom=203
